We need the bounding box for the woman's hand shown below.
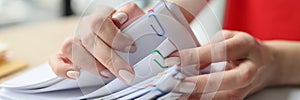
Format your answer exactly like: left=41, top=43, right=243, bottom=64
left=166, top=30, right=279, bottom=99
left=48, top=2, right=144, bottom=83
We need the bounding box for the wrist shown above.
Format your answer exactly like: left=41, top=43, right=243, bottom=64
left=263, top=41, right=287, bottom=86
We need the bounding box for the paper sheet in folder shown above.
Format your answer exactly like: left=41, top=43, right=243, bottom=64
left=0, top=1, right=200, bottom=99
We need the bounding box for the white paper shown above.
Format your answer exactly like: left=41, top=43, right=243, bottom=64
left=80, top=2, right=198, bottom=98
left=0, top=1, right=199, bottom=99
left=0, top=63, right=63, bottom=90
left=80, top=39, right=177, bottom=99
left=0, top=88, right=83, bottom=100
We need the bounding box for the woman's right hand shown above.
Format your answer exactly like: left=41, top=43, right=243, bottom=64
left=48, top=2, right=145, bottom=83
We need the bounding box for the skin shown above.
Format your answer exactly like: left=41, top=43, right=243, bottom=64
left=170, top=0, right=300, bottom=99
left=49, top=2, right=145, bottom=81
left=172, top=31, right=300, bottom=100
left=171, top=30, right=279, bottom=99
left=49, top=1, right=300, bottom=99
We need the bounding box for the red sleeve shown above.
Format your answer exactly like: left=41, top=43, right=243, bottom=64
left=223, top=0, right=300, bottom=41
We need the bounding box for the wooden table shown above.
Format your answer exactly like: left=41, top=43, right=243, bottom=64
left=0, top=17, right=78, bottom=83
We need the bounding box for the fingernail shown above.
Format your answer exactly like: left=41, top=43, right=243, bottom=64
left=66, top=71, right=80, bottom=79
left=118, top=69, right=134, bottom=83
left=176, top=82, right=196, bottom=93
left=112, top=12, right=128, bottom=25
left=165, top=57, right=180, bottom=66
left=100, top=69, right=114, bottom=78
left=124, top=45, right=137, bottom=53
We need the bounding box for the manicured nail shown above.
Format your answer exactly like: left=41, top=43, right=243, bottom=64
left=176, top=82, right=196, bottom=93
left=124, top=45, right=137, bottom=53
left=165, top=57, right=180, bottom=66
left=112, top=12, right=128, bottom=25
left=66, top=71, right=80, bottom=79
left=118, top=69, right=134, bottom=83
left=100, top=69, right=114, bottom=78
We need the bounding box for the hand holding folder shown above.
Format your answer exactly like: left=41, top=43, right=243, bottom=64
left=0, top=1, right=218, bottom=99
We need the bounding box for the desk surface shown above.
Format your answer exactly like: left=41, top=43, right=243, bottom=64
left=0, top=17, right=77, bottom=83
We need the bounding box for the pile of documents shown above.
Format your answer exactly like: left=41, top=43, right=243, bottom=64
left=0, top=1, right=216, bottom=99
left=0, top=63, right=192, bottom=100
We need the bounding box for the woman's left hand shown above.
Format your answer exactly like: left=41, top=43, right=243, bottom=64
left=166, top=30, right=279, bottom=99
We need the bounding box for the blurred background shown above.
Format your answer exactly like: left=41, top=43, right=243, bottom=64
left=0, top=0, right=152, bottom=28
left=0, top=0, right=64, bottom=28
left=0, top=0, right=159, bottom=82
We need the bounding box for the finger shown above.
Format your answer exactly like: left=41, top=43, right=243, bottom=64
left=180, top=88, right=248, bottom=100
left=94, top=57, right=115, bottom=78
left=48, top=53, right=77, bottom=79
left=96, top=18, right=136, bottom=52
left=165, top=30, right=236, bottom=57
left=212, top=89, right=247, bottom=100
left=178, top=94, right=201, bottom=100
left=112, top=2, right=145, bottom=29
left=61, top=37, right=114, bottom=78
left=166, top=31, right=253, bottom=67
left=212, top=80, right=263, bottom=100
left=89, top=6, right=116, bottom=34
left=89, top=6, right=134, bottom=52
left=174, top=60, right=257, bottom=93
left=89, top=6, right=136, bottom=52
left=92, top=3, right=145, bottom=52
left=166, top=30, right=236, bottom=66
left=61, top=37, right=74, bottom=58
left=81, top=33, right=134, bottom=83
left=74, top=41, right=116, bottom=78
left=209, top=30, right=237, bottom=43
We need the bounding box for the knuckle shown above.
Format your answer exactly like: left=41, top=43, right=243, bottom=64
left=91, top=23, right=102, bottom=34
left=90, top=16, right=108, bottom=33
left=48, top=56, right=61, bottom=76
left=237, top=32, right=255, bottom=46
left=81, top=33, right=95, bottom=48
left=222, top=30, right=234, bottom=38
left=52, top=66, right=62, bottom=77
left=181, top=48, right=198, bottom=65
left=230, top=32, right=251, bottom=50
left=80, top=35, right=89, bottom=46
left=101, top=19, right=119, bottom=35
left=61, top=37, right=74, bottom=54
left=125, top=2, right=139, bottom=9
left=227, top=92, right=243, bottom=100
left=239, top=68, right=256, bottom=87
left=102, top=56, right=113, bottom=68
left=226, top=43, right=234, bottom=54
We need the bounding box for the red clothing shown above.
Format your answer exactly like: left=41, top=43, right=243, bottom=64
left=223, top=0, right=300, bottom=41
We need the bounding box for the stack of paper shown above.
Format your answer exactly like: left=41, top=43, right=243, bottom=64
left=0, top=1, right=209, bottom=99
